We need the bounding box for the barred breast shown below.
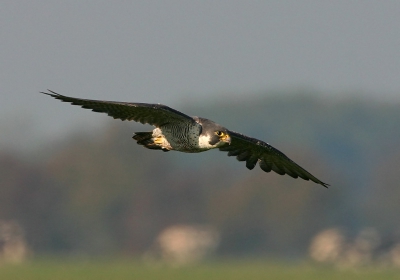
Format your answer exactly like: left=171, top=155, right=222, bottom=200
left=158, top=122, right=203, bottom=153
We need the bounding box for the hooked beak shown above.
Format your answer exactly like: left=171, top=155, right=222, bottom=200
left=221, top=134, right=231, bottom=145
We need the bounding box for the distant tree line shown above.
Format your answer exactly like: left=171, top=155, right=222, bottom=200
left=1, top=93, right=399, bottom=257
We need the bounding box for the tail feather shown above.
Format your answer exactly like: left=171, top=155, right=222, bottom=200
left=132, top=132, right=152, bottom=144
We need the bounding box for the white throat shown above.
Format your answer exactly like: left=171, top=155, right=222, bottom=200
left=198, top=135, right=220, bottom=149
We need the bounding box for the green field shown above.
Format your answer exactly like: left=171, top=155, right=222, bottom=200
left=0, top=259, right=399, bottom=280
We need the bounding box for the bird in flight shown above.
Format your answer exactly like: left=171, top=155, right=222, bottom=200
left=42, top=90, right=329, bottom=188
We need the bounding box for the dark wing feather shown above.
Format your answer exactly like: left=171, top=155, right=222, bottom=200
left=42, top=90, right=195, bottom=127
left=219, top=131, right=329, bottom=188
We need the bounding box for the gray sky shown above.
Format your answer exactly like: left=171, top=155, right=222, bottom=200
left=1, top=1, right=400, bottom=151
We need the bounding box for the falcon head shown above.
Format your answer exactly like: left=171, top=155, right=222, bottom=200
left=195, top=117, right=231, bottom=149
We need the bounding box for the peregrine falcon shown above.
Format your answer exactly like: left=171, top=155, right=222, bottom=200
left=42, top=90, right=329, bottom=188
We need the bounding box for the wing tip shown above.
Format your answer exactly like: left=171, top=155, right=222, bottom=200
left=304, top=175, right=330, bottom=188
left=41, top=89, right=61, bottom=97
left=320, top=182, right=330, bottom=188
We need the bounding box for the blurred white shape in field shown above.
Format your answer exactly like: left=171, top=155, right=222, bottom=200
left=310, top=227, right=400, bottom=268
left=390, top=243, right=400, bottom=267
left=145, top=224, right=219, bottom=266
left=309, top=228, right=346, bottom=263
left=337, top=228, right=380, bottom=269
left=0, top=220, right=29, bottom=264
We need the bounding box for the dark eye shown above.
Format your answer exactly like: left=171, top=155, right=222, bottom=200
left=215, top=131, right=224, bottom=136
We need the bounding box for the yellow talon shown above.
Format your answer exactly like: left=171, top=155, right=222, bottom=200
left=154, top=136, right=164, bottom=145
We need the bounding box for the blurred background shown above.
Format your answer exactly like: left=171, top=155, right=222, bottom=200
left=1, top=0, right=400, bottom=273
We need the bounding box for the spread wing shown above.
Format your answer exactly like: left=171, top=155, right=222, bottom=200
left=42, top=90, right=195, bottom=127
left=219, top=131, right=329, bottom=188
